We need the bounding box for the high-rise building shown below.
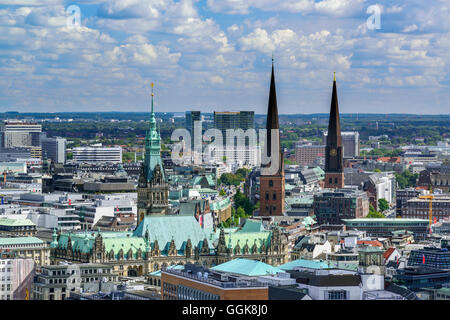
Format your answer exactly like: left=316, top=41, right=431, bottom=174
left=185, top=111, right=201, bottom=134
left=323, top=131, right=359, bottom=157
left=324, top=74, right=344, bottom=189
left=295, top=143, right=326, bottom=167
left=137, top=84, right=169, bottom=224
left=213, top=111, right=255, bottom=145
left=72, top=147, right=122, bottom=164
left=259, top=60, right=285, bottom=216
left=1, top=121, right=42, bottom=148
left=212, top=111, right=256, bottom=166
left=185, top=111, right=201, bottom=148
left=41, top=136, right=66, bottom=164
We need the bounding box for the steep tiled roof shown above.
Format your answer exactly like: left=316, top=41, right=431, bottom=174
left=384, top=247, right=396, bottom=260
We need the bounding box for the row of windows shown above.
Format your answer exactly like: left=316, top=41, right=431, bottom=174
left=265, top=193, right=277, bottom=200
left=178, top=285, right=219, bottom=300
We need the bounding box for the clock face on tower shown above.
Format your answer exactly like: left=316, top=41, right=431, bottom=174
left=330, top=148, right=337, bottom=156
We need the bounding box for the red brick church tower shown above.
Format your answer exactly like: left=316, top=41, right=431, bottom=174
left=324, top=73, right=345, bottom=188
left=259, top=59, right=285, bottom=216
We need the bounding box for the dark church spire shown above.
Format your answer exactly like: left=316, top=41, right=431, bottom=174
left=326, top=72, right=342, bottom=150
left=324, top=72, right=344, bottom=188
left=265, top=57, right=279, bottom=157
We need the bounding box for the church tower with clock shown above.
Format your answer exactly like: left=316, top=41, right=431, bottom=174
left=137, top=83, right=169, bottom=225
left=324, top=73, right=345, bottom=189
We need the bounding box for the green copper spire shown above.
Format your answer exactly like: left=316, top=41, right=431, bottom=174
left=143, top=82, right=165, bottom=182
left=50, top=227, right=58, bottom=248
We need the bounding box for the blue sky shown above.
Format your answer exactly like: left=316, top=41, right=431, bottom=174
left=0, top=0, right=449, bottom=114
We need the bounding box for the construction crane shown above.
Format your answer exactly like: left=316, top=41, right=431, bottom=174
left=419, top=194, right=434, bottom=233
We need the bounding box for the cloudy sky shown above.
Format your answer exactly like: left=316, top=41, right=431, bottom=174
left=0, top=0, right=449, bottom=114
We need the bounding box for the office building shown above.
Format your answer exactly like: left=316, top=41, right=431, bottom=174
left=0, top=237, right=50, bottom=267
left=402, top=194, right=450, bottom=222
left=185, top=111, right=201, bottom=143
left=1, top=121, right=42, bottom=148
left=0, top=218, right=37, bottom=236
left=41, top=136, right=66, bottom=164
left=396, top=189, right=422, bottom=216
left=314, top=188, right=369, bottom=225
left=342, top=218, right=430, bottom=239
left=213, top=111, right=254, bottom=146
left=72, top=147, right=122, bottom=164
left=161, top=263, right=268, bottom=300
left=32, top=264, right=117, bottom=300
left=324, top=131, right=359, bottom=157
left=295, top=144, right=325, bottom=167
left=408, top=248, right=450, bottom=270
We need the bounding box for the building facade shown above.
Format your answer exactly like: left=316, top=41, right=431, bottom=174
left=72, top=147, right=122, bottom=164
left=314, top=188, right=369, bottom=225
left=1, top=121, right=42, bottom=148
left=295, top=144, right=325, bottom=167
left=41, top=136, right=66, bottom=164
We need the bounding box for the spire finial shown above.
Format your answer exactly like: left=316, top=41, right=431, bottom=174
left=333, top=72, right=336, bottom=82
left=150, top=82, right=154, bottom=114
left=272, top=52, right=274, bottom=64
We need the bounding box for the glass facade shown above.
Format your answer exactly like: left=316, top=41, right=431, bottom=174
left=408, top=248, right=450, bottom=269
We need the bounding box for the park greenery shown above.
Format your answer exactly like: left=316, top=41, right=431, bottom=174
left=395, top=170, right=419, bottom=189
left=367, top=204, right=385, bottom=218
left=221, top=189, right=256, bottom=228
left=218, top=168, right=251, bottom=186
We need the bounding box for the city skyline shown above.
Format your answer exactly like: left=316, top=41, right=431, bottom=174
left=0, top=0, right=449, bottom=114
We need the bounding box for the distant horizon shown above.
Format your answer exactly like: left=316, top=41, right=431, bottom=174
left=1, top=111, right=450, bottom=117
left=1, top=1, right=450, bottom=114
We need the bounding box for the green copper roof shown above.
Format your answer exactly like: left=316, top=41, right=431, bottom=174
left=302, top=216, right=316, bottom=227
left=191, top=175, right=216, bottom=187
left=239, top=219, right=265, bottom=233
left=210, top=198, right=231, bottom=211
left=285, top=184, right=296, bottom=191
left=211, top=258, right=284, bottom=276
left=0, top=237, right=43, bottom=246
left=0, top=218, right=35, bottom=227
left=133, top=215, right=213, bottom=252
left=312, top=167, right=325, bottom=178
left=223, top=231, right=271, bottom=255
left=279, top=259, right=360, bottom=272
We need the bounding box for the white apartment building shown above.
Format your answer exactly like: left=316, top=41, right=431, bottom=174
left=0, top=254, right=35, bottom=300
left=72, top=147, right=122, bottom=164
left=2, top=121, right=42, bottom=148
